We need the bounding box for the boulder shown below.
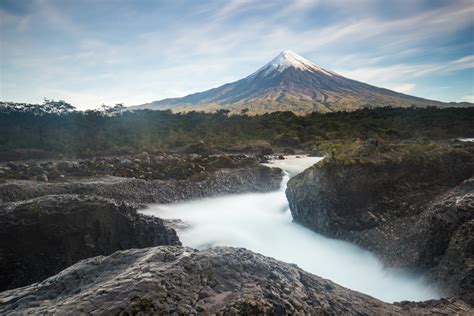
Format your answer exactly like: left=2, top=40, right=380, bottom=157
left=0, top=246, right=471, bottom=315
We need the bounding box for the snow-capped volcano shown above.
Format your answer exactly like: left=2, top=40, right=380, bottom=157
left=251, top=50, right=338, bottom=78
left=134, top=50, right=447, bottom=114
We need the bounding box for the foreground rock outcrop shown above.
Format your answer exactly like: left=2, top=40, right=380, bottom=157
left=0, top=165, right=282, bottom=204
left=0, top=195, right=180, bottom=291
left=286, top=144, right=474, bottom=303
left=0, top=246, right=471, bottom=315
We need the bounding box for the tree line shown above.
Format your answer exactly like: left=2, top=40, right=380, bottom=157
left=1, top=100, right=473, bottom=156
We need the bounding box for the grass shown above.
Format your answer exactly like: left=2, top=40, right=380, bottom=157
left=313, top=139, right=458, bottom=165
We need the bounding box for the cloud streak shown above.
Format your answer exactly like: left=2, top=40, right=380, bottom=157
left=0, top=0, right=473, bottom=109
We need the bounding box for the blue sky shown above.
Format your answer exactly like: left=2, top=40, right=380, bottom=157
left=0, top=0, right=473, bottom=109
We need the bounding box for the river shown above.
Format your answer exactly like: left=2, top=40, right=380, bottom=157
left=139, top=156, right=440, bottom=303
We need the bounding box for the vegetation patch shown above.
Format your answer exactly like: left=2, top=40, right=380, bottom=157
left=1, top=101, right=473, bottom=157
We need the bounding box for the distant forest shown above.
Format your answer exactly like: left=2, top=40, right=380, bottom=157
left=1, top=100, right=473, bottom=157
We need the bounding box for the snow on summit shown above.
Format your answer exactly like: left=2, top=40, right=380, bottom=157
left=255, top=50, right=338, bottom=77
left=137, top=49, right=447, bottom=114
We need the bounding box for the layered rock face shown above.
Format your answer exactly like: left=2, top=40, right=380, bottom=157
left=0, top=195, right=180, bottom=291
left=0, top=153, right=260, bottom=181
left=286, top=146, right=474, bottom=303
left=1, top=246, right=471, bottom=315
left=0, top=165, right=282, bottom=204
left=423, top=179, right=474, bottom=304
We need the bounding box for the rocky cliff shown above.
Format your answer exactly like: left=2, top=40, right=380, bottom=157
left=0, top=195, right=180, bottom=291
left=0, top=246, right=471, bottom=315
left=286, top=143, right=474, bottom=303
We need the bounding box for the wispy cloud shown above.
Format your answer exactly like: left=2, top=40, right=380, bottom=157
left=387, top=83, right=416, bottom=94
left=464, top=95, right=474, bottom=103
left=338, top=55, right=474, bottom=85
left=0, top=0, right=472, bottom=109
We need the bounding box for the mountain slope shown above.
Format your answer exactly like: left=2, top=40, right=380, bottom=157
left=134, top=51, right=451, bottom=114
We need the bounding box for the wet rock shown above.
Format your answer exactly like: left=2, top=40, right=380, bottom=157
left=163, top=219, right=191, bottom=231
left=0, top=246, right=471, bottom=315
left=256, top=154, right=269, bottom=163
left=0, top=194, right=180, bottom=291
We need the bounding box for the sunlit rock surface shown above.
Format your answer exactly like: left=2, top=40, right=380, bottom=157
left=0, top=246, right=471, bottom=315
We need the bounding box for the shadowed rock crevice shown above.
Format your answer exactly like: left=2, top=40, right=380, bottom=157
left=0, top=194, right=180, bottom=291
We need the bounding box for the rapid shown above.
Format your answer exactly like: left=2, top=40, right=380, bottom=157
left=140, top=156, right=440, bottom=303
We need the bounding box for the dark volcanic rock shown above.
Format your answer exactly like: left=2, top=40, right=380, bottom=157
left=286, top=149, right=474, bottom=303
left=287, top=149, right=473, bottom=237
left=0, top=246, right=471, bottom=315
left=0, top=165, right=282, bottom=204
left=0, top=154, right=260, bottom=181
left=421, top=179, right=474, bottom=304
left=0, top=195, right=180, bottom=291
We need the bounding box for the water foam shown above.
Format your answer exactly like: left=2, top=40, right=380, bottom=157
left=140, top=156, right=440, bottom=303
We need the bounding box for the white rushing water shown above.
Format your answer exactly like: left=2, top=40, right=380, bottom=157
left=140, top=156, right=440, bottom=303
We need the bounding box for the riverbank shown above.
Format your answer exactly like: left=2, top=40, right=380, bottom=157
left=0, top=153, right=283, bottom=292
left=286, top=140, right=474, bottom=304
left=1, top=151, right=473, bottom=314
left=0, top=153, right=283, bottom=204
